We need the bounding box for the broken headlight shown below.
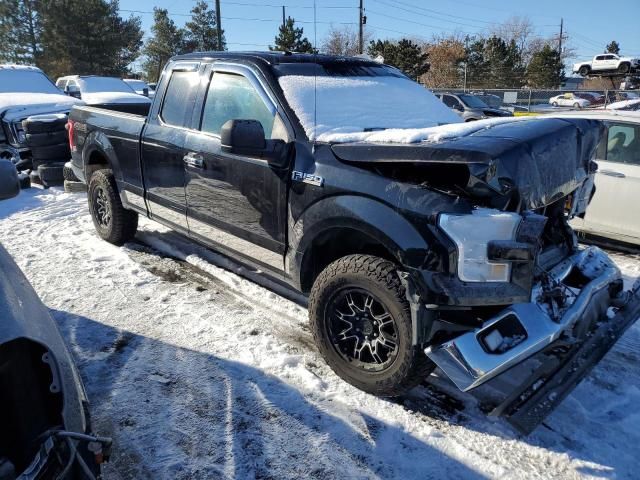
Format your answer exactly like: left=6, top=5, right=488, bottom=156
left=439, top=209, right=521, bottom=282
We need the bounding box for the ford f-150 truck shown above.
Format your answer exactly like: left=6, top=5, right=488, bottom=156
left=68, top=52, right=640, bottom=434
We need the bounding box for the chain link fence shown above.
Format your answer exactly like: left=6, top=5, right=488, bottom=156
left=429, top=88, right=639, bottom=114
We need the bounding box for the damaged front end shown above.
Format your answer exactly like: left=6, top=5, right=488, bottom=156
left=0, top=244, right=110, bottom=479
left=336, top=117, right=640, bottom=433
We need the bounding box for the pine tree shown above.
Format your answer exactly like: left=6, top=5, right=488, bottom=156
left=269, top=17, right=314, bottom=53
left=606, top=41, right=620, bottom=54
left=525, top=44, right=564, bottom=88
left=38, top=0, right=143, bottom=78
left=142, top=8, right=185, bottom=82
left=0, top=0, right=42, bottom=65
left=184, top=0, right=225, bottom=52
left=368, top=39, right=430, bottom=80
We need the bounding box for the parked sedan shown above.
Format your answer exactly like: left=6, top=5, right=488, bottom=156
left=551, top=110, right=640, bottom=246
left=436, top=92, right=513, bottom=121
left=56, top=75, right=151, bottom=115
left=549, top=93, right=590, bottom=108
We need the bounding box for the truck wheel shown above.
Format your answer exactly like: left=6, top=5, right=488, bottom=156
left=618, top=63, right=630, bottom=74
left=552, top=101, right=558, bottom=107
left=578, top=66, right=590, bottom=76
left=573, top=102, right=581, bottom=108
left=88, top=170, right=138, bottom=245
left=309, top=255, right=435, bottom=397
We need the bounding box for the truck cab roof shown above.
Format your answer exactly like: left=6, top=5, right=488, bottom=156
left=172, top=51, right=383, bottom=68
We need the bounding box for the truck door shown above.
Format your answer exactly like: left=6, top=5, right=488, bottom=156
left=183, top=64, right=291, bottom=272
left=581, top=121, right=640, bottom=242
left=140, top=62, right=200, bottom=230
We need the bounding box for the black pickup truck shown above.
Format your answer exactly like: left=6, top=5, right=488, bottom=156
left=68, top=52, right=640, bottom=433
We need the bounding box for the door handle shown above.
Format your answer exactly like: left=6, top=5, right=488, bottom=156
left=600, top=169, right=626, bottom=178
left=183, top=152, right=204, bottom=169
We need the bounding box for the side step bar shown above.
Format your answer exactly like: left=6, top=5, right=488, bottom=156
left=490, top=279, right=640, bottom=435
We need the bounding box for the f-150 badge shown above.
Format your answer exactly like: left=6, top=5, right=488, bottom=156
left=292, top=171, right=324, bottom=187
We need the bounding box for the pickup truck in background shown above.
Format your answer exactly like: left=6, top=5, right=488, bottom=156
left=573, top=53, right=640, bottom=76
left=68, top=52, right=640, bottom=434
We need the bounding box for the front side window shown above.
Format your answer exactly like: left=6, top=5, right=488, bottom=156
left=200, top=72, right=275, bottom=138
left=160, top=70, right=200, bottom=127
left=606, top=123, right=640, bottom=165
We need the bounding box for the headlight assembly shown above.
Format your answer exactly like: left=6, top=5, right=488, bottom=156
left=439, top=209, right=522, bottom=282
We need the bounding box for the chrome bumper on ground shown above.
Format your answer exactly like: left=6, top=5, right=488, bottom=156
left=426, top=247, right=622, bottom=391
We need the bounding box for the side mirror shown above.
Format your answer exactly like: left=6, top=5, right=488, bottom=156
left=221, top=119, right=266, bottom=156
left=142, top=87, right=149, bottom=97
left=0, top=160, right=20, bottom=201
left=220, top=119, right=289, bottom=167
left=65, top=85, right=81, bottom=99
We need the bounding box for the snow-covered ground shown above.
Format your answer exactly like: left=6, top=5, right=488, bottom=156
left=1, top=187, right=639, bottom=480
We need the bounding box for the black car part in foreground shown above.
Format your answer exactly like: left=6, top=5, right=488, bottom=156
left=67, top=52, right=640, bottom=433
left=0, top=161, right=111, bottom=479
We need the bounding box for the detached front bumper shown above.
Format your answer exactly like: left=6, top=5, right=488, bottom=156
left=426, top=247, right=640, bottom=391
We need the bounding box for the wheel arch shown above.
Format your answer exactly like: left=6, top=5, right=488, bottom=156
left=288, top=195, right=432, bottom=293
left=81, top=131, right=122, bottom=183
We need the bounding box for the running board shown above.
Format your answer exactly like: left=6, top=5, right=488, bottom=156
left=490, top=279, right=640, bottom=435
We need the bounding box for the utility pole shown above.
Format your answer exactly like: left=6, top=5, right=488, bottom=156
left=358, top=0, right=364, bottom=55
left=215, top=0, right=222, bottom=50
left=558, top=18, right=563, bottom=88
left=282, top=6, right=286, bottom=29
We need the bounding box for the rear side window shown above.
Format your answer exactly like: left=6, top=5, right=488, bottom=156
left=441, top=95, right=459, bottom=108
left=200, top=72, right=275, bottom=138
left=160, top=70, right=200, bottom=127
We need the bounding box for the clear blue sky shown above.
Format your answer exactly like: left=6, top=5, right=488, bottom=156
left=119, top=0, right=640, bottom=70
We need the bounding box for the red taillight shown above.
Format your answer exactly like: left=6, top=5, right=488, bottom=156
left=67, top=119, right=76, bottom=152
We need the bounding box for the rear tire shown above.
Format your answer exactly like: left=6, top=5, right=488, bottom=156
left=88, top=169, right=138, bottom=245
left=618, top=63, right=630, bottom=74
left=309, top=255, right=435, bottom=397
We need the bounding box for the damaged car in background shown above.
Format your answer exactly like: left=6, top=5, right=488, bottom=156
left=0, top=161, right=111, bottom=478
left=0, top=64, right=83, bottom=187
left=67, top=52, right=640, bottom=434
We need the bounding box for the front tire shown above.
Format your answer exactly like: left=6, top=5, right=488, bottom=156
left=88, top=169, right=138, bottom=245
left=573, top=102, right=581, bottom=108
left=618, top=63, right=630, bottom=74
left=578, top=66, right=590, bottom=76
left=309, top=255, right=435, bottom=397
left=552, top=101, right=558, bottom=107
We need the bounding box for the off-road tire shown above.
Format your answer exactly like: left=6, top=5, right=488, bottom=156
left=31, top=143, right=70, bottom=161
left=63, top=164, right=79, bottom=181
left=309, top=254, right=435, bottom=397
left=25, top=130, right=68, bottom=147
left=578, top=65, right=590, bottom=76
left=22, top=114, right=67, bottom=134
left=64, top=180, right=87, bottom=193
left=88, top=169, right=138, bottom=245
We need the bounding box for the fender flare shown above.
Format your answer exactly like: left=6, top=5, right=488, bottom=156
left=81, top=130, right=123, bottom=184
left=287, top=195, right=432, bottom=290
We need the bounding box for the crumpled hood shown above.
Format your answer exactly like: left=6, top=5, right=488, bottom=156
left=332, top=117, right=604, bottom=211
left=82, top=91, right=152, bottom=105
left=0, top=92, right=83, bottom=121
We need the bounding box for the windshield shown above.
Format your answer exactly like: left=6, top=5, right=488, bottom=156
left=0, top=69, right=60, bottom=94
left=458, top=94, right=489, bottom=109
left=78, top=77, right=136, bottom=94
left=276, top=62, right=460, bottom=141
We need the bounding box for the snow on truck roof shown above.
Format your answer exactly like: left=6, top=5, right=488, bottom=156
left=0, top=64, right=42, bottom=71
